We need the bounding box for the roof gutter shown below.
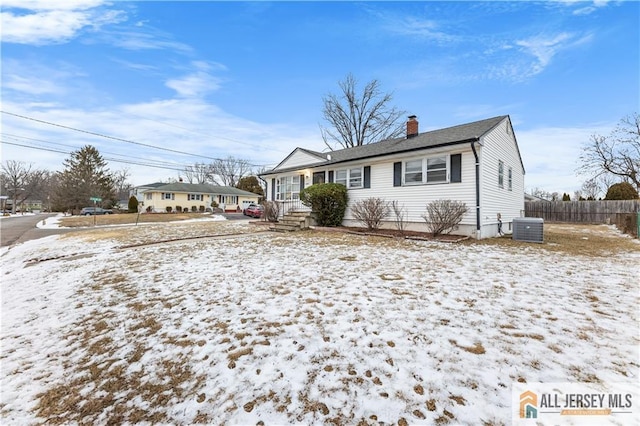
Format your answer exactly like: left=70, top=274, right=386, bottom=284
left=470, top=138, right=481, bottom=236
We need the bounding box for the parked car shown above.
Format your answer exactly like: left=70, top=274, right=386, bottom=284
left=80, top=207, right=113, bottom=216
left=243, top=203, right=258, bottom=215
left=244, top=204, right=264, bottom=218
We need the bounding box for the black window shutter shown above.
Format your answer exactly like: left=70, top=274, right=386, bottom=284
left=300, top=174, right=305, bottom=191
left=451, top=154, right=462, bottom=183
left=393, top=162, right=402, bottom=187
left=271, top=178, right=276, bottom=200
left=364, top=166, right=371, bottom=188
left=328, top=170, right=334, bottom=183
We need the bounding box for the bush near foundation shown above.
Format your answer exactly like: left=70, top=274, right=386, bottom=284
left=300, top=183, right=348, bottom=227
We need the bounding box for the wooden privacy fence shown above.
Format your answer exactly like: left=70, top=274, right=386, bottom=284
left=525, top=200, right=640, bottom=237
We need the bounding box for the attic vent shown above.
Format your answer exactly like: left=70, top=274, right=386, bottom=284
left=327, top=154, right=332, bottom=160
left=512, top=217, right=544, bottom=243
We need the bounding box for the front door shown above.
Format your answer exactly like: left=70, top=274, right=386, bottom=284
left=312, top=171, right=325, bottom=185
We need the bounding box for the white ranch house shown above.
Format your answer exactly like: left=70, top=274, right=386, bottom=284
left=260, top=115, right=525, bottom=239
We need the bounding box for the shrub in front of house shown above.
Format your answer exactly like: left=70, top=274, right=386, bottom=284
left=166, top=206, right=173, bottom=213
left=351, top=197, right=390, bottom=230
left=422, top=199, right=468, bottom=237
left=175, top=205, right=182, bottom=213
left=128, top=196, right=139, bottom=213
left=262, top=201, right=280, bottom=222
left=199, top=205, right=205, bottom=212
left=191, top=206, right=197, bottom=212
left=300, top=183, right=348, bottom=227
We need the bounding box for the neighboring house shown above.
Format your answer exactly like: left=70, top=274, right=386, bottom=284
left=260, top=115, right=525, bottom=239
left=132, top=182, right=260, bottom=213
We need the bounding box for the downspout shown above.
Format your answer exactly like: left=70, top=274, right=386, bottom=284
left=470, top=139, right=481, bottom=237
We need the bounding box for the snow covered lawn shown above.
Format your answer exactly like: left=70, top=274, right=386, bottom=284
left=1, top=221, right=639, bottom=425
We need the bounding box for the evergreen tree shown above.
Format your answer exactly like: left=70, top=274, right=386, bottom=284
left=236, top=175, right=264, bottom=196
left=605, top=182, right=639, bottom=200
left=54, top=145, right=116, bottom=212
left=562, top=193, right=571, bottom=201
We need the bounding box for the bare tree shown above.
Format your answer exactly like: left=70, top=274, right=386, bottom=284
left=209, top=156, right=252, bottom=187
left=320, top=73, right=406, bottom=150
left=1, top=161, right=47, bottom=213
left=579, top=113, right=640, bottom=192
left=421, top=200, right=468, bottom=237
left=183, top=162, right=211, bottom=184
left=391, top=200, right=408, bottom=236
left=351, top=197, right=390, bottom=230
left=112, top=168, right=133, bottom=201
left=262, top=200, right=280, bottom=222
left=580, top=178, right=601, bottom=200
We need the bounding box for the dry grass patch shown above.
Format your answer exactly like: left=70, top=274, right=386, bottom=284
left=469, top=223, right=639, bottom=257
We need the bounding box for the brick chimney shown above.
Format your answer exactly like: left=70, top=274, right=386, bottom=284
left=406, top=115, right=418, bottom=138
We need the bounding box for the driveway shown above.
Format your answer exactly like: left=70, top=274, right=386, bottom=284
left=0, top=214, right=78, bottom=247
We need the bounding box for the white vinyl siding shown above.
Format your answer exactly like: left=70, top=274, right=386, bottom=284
left=479, top=117, right=525, bottom=238
left=343, top=150, right=477, bottom=230
left=274, top=149, right=325, bottom=170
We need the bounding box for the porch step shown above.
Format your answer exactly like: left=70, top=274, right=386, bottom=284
left=269, top=212, right=315, bottom=233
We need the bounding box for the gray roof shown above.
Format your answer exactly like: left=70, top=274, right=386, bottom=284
left=263, top=115, right=508, bottom=175
left=137, top=182, right=260, bottom=197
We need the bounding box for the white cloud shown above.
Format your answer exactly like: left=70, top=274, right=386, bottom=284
left=0, top=1, right=126, bottom=45
left=164, top=62, right=226, bottom=98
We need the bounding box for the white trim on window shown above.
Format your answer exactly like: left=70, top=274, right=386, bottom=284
left=402, top=155, right=448, bottom=185
left=335, top=167, right=363, bottom=189
left=276, top=175, right=301, bottom=200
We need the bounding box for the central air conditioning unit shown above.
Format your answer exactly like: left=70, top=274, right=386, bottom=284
left=512, top=217, right=544, bottom=243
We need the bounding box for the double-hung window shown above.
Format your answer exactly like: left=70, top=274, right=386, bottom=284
left=404, top=160, right=423, bottom=184
left=145, top=193, right=152, bottom=200
left=188, top=194, right=203, bottom=201
left=335, top=168, right=363, bottom=189
left=162, top=192, right=174, bottom=200
left=508, top=167, right=513, bottom=191
left=426, top=157, right=447, bottom=183
left=403, top=156, right=447, bottom=185
left=498, top=161, right=504, bottom=188
left=276, top=175, right=300, bottom=200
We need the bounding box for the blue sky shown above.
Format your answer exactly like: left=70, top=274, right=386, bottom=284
left=1, top=1, right=638, bottom=195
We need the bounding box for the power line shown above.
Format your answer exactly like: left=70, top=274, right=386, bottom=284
left=2, top=132, right=189, bottom=169
left=1, top=110, right=261, bottom=163
left=0, top=140, right=189, bottom=172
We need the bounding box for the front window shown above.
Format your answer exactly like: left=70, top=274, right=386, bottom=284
left=349, top=168, right=362, bottom=188
left=335, top=168, right=363, bottom=189
left=405, top=160, right=423, bottom=184
left=508, top=167, right=513, bottom=191
left=426, top=157, right=447, bottom=183
left=403, top=155, right=447, bottom=185
left=498, top=161, right=504, bottom=188
left=188, top=194, right=203, bottom=201
left=276, top=175, right=300, bottom=200
left=162, top=192, right=175, bottom=200
left=145, top=193, right=152, bottom=200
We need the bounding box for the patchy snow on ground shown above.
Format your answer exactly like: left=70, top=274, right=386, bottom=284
left=1, top=222, right=639, bottom=425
